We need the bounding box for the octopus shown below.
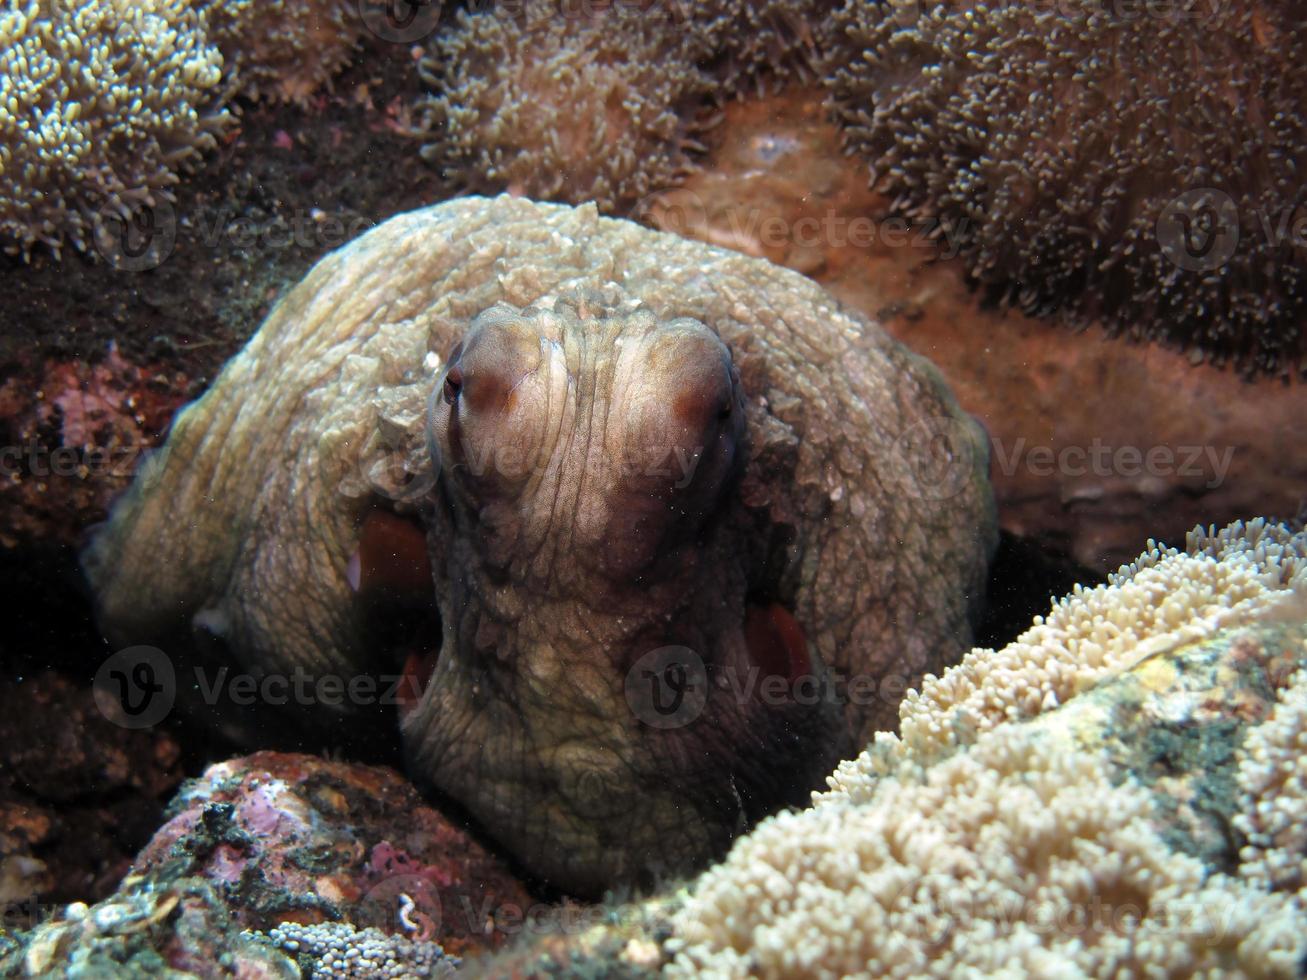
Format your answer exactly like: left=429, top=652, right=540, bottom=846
left=81, top=196, right=996, bottom=897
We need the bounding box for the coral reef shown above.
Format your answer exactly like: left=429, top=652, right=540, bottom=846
left=824, top=0, right=1307, bottom=374
left=664, top=519, right=1307, bottom=976
left=0, top=36, right=446, bottom=553
left=80, top=194, right=994, bottom=895
left=0, top=349, right=192, bottom=549
left=0, top=752, right=524, bottom=976
left=702, top=0, right=839, bottom=99
left=0, top=877, right=297, bottom=978
left=893, top=518, right=1307, bottom=759
left=0, top=0, right=377, bottom=258
left=197, top=0, right=367, bottom=104
left=0, top=0, right=230, bottom=257
left=466, top=892, right=680, bottom=978
left=415, top=1, right=717, bottom=209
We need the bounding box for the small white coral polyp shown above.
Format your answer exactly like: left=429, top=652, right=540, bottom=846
left=0, top=0, right=229, bottom=257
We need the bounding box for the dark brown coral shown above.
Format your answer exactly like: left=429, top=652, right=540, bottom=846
left=414, top=0, right=839, bottom=211
left=825, top=0, right=1307, bottom=374
left=416, top=1, right=718, bottom=210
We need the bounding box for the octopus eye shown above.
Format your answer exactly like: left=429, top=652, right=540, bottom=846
left=442, top=365, right=464, bottom=405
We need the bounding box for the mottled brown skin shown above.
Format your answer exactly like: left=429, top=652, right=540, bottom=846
left=82, top=196, right=995, bottom=896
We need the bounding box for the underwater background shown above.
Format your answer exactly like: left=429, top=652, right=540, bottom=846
left=0, top=1, right=1304, bottom=976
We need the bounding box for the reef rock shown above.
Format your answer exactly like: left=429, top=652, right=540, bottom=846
left=1, top=751, right=529, bottom=977
left=0, top=350, right=191, bottom=550
left=130, top=752, right=533, bottom=956
left=0, top=670, right=184, bottom=913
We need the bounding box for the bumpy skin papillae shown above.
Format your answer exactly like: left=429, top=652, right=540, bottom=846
left=83, top=196, right=995, bottom=893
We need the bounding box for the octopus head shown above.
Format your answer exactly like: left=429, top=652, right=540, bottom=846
left=401, top=295, right=841, bottom=895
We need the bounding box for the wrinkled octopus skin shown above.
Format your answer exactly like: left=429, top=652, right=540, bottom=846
left=82, top=196, right=996, bottom=897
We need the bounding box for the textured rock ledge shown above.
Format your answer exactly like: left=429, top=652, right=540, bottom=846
left=1, top=753, right=533, bottom=977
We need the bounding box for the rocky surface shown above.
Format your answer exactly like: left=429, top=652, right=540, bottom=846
left=1, top=752, right=537, bottom=976
left=0, top=671, right=185, bottom=912
left=7, top=593, right=1303, bottom=976
left=127, top=752, right=534, bottom=957
left=0, top=351, right=192, bottom=551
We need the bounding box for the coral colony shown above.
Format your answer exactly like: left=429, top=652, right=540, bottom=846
left=1, top=0, right=1305, bottom=975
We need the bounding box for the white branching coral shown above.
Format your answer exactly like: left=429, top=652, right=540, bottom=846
left=667, top=520, right=1307, bottom=978
left=413, top=0, right=837, bottom=211
left=670, top=727, right=1304, bottom=979
left=0, top=0, right=229, bottom=257
left=1, top=0, right=368, bottom=257
left=889, top=518, right=1307, bottom=764
left=1235, top=666, right=1307, bottom=900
